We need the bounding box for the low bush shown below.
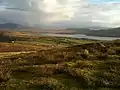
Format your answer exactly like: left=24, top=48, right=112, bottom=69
left=0, top=67, right=11, bottom=83
left=96, top=54, right=108, bottom=60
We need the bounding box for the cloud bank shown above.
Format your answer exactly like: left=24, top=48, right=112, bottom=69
left=0, top=0, right=120, bottom=28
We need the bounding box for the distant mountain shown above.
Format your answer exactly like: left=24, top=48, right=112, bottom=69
left=0, top=23, right=22, bottom=29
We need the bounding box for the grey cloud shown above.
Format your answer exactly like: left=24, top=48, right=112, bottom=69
left=0, top=0, right=120, bottom=28
left=2, top=0, right=41, bottom=11
left=5, top=8, right=30, bottom=12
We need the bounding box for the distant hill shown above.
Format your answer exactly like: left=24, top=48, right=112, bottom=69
left=67, top=27, right=120, bottom=37
left=66, top=28, right=90, bottom=34
left=0, top=23, right=22, bottom=29
left=87, top=27, right=120, bottom=37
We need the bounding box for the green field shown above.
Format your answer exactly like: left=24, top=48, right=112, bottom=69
left=0, top=32, right=120, bottom=90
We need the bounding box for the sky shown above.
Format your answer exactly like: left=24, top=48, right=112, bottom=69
left=0, top=0, right=120, bottom=28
